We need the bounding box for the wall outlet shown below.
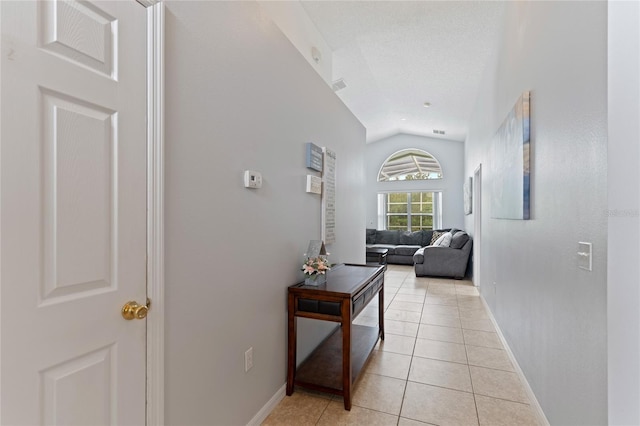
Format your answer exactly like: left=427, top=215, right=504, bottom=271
left=244, top=347, right=253, bottom=372
left=493, top=282, right=497, bottom=294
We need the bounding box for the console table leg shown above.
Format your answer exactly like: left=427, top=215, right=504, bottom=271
left=378, top=283, right=385, bottom=340
left=286, top=293, right=296, bottom=395
left=341, top=299, right=353, bottom=410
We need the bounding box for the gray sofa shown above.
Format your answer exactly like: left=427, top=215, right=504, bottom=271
left=366, top=228, right=451, bottom=265
left=413, top=230, right=472, bottom=279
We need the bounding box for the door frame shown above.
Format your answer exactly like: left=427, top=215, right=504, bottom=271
left=144, top=1, right=165, bottom=425
left=473, top=164, right=482, bottom=288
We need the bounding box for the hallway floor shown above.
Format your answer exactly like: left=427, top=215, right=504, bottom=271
left=263, top=264, right=543, bottom=426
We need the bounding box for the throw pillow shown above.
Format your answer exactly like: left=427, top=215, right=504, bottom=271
left=450, top=231, right=470, bottom=249
left=430, top=231, right=445, bottom=245
left=434, top=232, right=452, bottom=247
left=422, top=230, right=434, bottom=247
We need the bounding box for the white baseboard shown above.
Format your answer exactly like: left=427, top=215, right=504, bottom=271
left=480, top=296, right=550, bottom=426
left=247, top=383, right=286, bottom=426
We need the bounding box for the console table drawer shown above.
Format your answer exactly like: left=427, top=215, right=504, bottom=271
left=298, top=299, right=341, bottom=316
left=353, top=274, right=383, bottom=315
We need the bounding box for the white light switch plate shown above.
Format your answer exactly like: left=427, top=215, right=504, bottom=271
left=243, top=170, right=262, bottom=189
left=578, top=242, right=592, bottom=271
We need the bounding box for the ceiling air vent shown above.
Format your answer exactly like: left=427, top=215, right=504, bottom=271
left=433, top=129, right=446, bottom=135
left=332, top=78, right=347, bottom=92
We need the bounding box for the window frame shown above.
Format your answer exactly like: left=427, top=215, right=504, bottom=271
left=377, top=191, right=443, bottom=231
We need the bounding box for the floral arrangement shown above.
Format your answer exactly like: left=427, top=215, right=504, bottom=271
left=302, top=256, right=332, bottom=277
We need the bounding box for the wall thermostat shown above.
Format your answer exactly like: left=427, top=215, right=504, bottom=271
left=243, top=170, right=262, bottom=189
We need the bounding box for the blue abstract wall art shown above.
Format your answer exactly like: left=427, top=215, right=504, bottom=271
left=491, top=91, right=531, bottom=220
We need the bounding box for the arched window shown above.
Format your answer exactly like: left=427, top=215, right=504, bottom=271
left=377, top=149, right=443, bottom=181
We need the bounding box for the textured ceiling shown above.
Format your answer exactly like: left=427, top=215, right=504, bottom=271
left=300, top=1, right=506, bottom=143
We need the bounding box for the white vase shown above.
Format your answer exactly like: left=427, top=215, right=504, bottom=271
left=304, top=274, right=326, bottom=286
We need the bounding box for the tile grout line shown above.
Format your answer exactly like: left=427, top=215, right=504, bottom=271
left=313, top=397, right=332, bottom=426
left=396, top=268, right=416, bottom=424
left=462, top=298, right=482, bottom=426
left=394, top=275, right=427, bottom=425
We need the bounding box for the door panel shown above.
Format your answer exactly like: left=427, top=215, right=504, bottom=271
left=41, top=89, right=117, bottom=303
left=1, top=1, right=147, bottom=424
left=40, top=0, right=116, bottom=78
left=41, top=345, right=115, bottom=426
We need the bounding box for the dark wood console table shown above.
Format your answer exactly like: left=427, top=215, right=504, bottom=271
left=286, top=263, right=385, bottom=410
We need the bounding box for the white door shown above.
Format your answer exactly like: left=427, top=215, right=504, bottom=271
left=1, top=1, right=148, bottom=424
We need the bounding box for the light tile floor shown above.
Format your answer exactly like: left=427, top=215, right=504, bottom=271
left=263, top=265, right=542, bottom=426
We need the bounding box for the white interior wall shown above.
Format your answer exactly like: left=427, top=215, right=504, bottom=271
left=365, top=133, right=465, bottom=230
left=163, top=2, right=365, bottom=424
left=607, top=2, right=640, bottom=425
left=256, top=0, right=333, bottom=85
left=464, top=1, right=608, bottom=424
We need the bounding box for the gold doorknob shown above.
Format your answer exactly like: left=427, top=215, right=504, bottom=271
left=122, top=299, right=150, bottom=320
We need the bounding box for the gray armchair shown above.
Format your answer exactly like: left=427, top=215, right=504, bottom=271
left=413, top=237, right=472, bottom=279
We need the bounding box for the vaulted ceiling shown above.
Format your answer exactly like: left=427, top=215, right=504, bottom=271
left=300, top=1, right=506, bottom=143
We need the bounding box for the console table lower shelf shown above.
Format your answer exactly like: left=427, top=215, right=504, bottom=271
left=294, top=324, right=380, bottom=393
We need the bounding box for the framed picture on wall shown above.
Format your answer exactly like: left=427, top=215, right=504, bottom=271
left=464, top=177, right=472, bottom=215
left=490, top=91, right=531, bottom=220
